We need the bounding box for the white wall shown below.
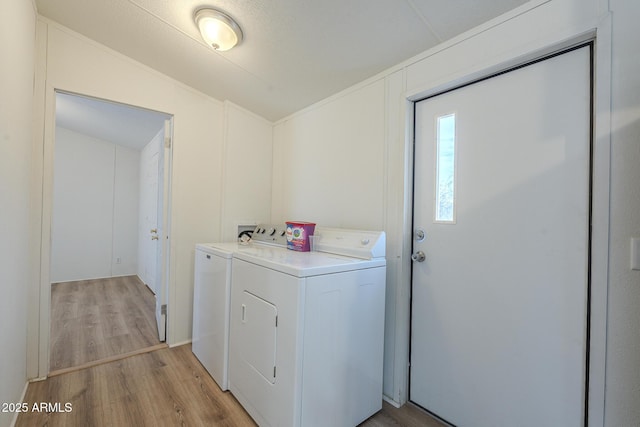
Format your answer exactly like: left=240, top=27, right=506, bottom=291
left=605, top=0, right=640, bottom=425
left=51, top=127, right=140, bottom=282
left=113, top=143, right=141, bottom=276
left=220, top=101, right=273, bottom=241
left=30, top=18, right=274, bottom=377
left=272, top=80, right=386, bottom=230
left=273, top=0, right=640, bottom=425
left=0, top=0, right=35, bottom=425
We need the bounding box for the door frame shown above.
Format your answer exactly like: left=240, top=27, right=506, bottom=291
left=35, top=89, right=174, bottom=377
left=397, top=29, right=611, bottom=425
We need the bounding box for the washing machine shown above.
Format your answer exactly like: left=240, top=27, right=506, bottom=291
left=192, top=224, right=287, bottom=391
left=228, top=227, right=386, bottom=427
left=192, top=242, right=236, bottom=390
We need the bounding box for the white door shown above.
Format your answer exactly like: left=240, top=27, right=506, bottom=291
left=154, top=119, right=173, bottom=342
left=410, top=46, right=591, bottom=427
left=140, top=149, right=160, bottom=293
left=139, top=120, right=172, bottom=342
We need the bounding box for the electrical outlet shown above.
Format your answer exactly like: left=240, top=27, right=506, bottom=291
left=116, top=257, right=122, bottom=264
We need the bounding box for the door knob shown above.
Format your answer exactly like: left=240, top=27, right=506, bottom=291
left=151, top=236, right=159, bottom=240
left=411, top=251, right=426, bottom=262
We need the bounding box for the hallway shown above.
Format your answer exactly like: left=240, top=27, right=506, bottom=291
left=49, top=275, right=161, bottom=373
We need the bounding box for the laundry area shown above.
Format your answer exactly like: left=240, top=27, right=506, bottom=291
left=3, top=0, right=640, bottom=427
left=193, top=223, right=387, bottom=426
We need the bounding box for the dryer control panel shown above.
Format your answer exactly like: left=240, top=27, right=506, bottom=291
left=251, top=224, right=287, bottom=246
left=312, top=227, right=386, bottom=259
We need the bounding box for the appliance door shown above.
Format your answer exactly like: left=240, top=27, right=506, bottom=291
left=229, top=258, right=302, bottom=427
left=192, top=248, right=231, bottom=390
left=237, top=291, right=277, bottom=384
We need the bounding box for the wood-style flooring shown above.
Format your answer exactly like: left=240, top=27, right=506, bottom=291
left=38, top=275, right=447, bottom=426
left=50, top=275, right=162, bottom=373
left=18, top=344, right=447, bottom=427
left=17, top=345, right=255, bottom=427
left=361, top=402, right=448, bottom=427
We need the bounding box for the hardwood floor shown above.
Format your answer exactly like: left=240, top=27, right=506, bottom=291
left=41, top=276, right=447, bottom=426
left=361, top=402, right=448, bottom=427
left=19, top=344, right=446, bottom=427
left=17, top=345, right=255, bottom=427
left=50, top=275, right=162, bottom=373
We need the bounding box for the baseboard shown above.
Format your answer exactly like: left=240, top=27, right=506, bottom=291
left=383, top=394, right=402, bottom=408
left=143, top=283, right=156, bottom=296
left=51, top=274, right=140, bottom=285
left=169, top=339, right=192, bottom=348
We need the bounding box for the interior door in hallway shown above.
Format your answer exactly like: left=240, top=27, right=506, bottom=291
left=140, top=119, right=172, bottom=342
left=409, top=45, right=592, bottom=427
left=140, top=148, right=159, bottom=294
left=154, top=119, right=172, bottom=343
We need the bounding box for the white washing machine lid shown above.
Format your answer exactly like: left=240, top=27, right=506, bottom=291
left=196, top=238, right=286, bottom=258
left=196, top=242, right=243, bottom=258
left=232, top=246, right=385, bottom=277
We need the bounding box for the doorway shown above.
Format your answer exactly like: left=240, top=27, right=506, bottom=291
left=409, top=45, right=592, bottom=426
left=49, top=91, right=173, bottom=372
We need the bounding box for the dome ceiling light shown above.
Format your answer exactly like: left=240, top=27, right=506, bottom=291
left=194, top=7, right=243, bottom=51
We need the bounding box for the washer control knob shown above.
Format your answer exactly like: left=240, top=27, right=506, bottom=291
left=361, top=238, right=370, bottom=245
left=268, top=228, right=276, bottom=236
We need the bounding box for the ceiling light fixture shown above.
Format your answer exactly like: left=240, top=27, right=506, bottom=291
left=194, top=8, right=243, bottom=52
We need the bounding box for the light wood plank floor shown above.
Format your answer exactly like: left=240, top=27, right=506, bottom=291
left=361, top=402, right=448, bottom=427
left=50, top=275, right=161, bottom=372
left=18, top=345, right=255, bottom=427
left=19, top=344, right=447, bottom=427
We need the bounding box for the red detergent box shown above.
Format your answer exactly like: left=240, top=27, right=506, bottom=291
left=285, top=221, right=316, bottom=252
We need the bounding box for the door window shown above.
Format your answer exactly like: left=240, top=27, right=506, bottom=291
left=435, top=113, right=456, bottom=223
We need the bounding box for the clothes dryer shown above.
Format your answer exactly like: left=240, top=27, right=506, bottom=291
left=228, top=227, right=386, bottom=427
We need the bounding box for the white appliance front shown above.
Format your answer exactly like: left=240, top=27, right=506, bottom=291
left=192, top=243, right=237, bottom=391
left=228, top=231, right=386, bottom=427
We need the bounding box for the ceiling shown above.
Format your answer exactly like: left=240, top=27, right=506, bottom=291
left=55, top=91, right=171, bottom=150
left=36, top=0, right=529, bottom=123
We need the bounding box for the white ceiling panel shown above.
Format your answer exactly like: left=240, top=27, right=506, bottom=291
left=56, top=92, right=170, bottom=150
left=409, top=0, right=531, bottom=41
left=37, top=0, right=530, bottom=122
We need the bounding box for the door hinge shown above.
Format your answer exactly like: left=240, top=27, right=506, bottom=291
left=161, top=304, right=167, bottom=315
left=275, top=315, right=278, bottom=327
left=274, top=366, right=276, bottom=378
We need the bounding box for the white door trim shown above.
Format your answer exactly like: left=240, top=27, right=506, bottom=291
left=34, top=89, right=174, bottom=378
